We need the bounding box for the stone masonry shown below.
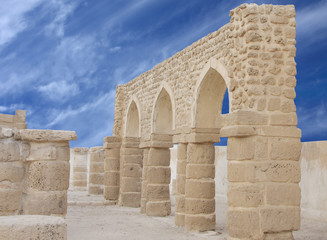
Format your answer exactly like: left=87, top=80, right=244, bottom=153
left=88, top=147, right=104, bottom=195
left=71, top=147, right=89, bottom=191
left=104, top=3, right=301, bottom=240
left=0, top=110, right=76, bottom=239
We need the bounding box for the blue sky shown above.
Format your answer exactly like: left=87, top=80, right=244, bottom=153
left=0, top=0, right=326, bottom=147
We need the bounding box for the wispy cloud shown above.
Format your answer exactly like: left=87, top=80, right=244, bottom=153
left=0, top=0, right=44, bottom=47
left=296, top=1, right=327, bottom=44
left=44, top=0, right=80, bottom=38
left=37, top=81, right=80, bottom=101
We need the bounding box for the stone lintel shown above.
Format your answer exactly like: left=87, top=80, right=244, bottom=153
left=103, top=136, right=121, bottom=143
left=220, top=125, right=257, bottom=137
left=122, top=137, right=140, bottom=143
left=139, top=141, right=173, bottom=149
left=89, top=146, right=103, bottom=152
left=150, top=133, right=173, bottom=142
left=73, top=147, right=89, bottom=153
left=225, top=109, right=268, bottom=126
left=103, top=142, right=121, bottom=149
left=15, top=129, right=77, bottom=142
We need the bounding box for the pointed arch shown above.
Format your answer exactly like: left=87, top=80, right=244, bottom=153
left=192, top=58, right=232, bottom=128
left=151, top=82, right=175, bottom=134
left=125, top=96, right=141, bottom=137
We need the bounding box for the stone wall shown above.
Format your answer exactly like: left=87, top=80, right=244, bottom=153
left=170, top=142, right=327, bottom=223
left=0, top=111, right=76, bottom=239
left=71, top=148, right=89, bottom=191
left=88, top=147, right=104, bottom=195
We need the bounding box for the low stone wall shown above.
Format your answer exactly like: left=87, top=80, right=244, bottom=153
left=71, top=148, right=89, bottom=191
left=0, top=111, right=76, bottom=240
left=170, top=141, right=327, bottom=222
left=88, top=147, right=104, bottom=195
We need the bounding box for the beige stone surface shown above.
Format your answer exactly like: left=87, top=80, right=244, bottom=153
left=0, top=215, right=66, bottom=240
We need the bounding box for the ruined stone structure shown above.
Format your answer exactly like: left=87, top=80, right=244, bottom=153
left=104, top=3, right=301, bottom=239
left=0, top=110, right=76, bottom=239
left=71, top=147, right=89, bottom=191
left=88, top=147, right=105, bottom=195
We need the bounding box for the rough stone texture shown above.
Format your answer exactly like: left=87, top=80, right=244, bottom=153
left=0, top=110, right=27, bottom=129
left=104, top=3, right=301, bottom=238
left=0, top=215, right=66, bottom=240
left=71, top=148, right=89, bottom=191
left=88, top=147, right=105, bottom=195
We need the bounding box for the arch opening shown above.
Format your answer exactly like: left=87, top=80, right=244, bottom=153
left=194, top=67, right=228, bottom=129
left=153, top=88, right=173, bottom=134
left=126, top=101, right=140, bottom=137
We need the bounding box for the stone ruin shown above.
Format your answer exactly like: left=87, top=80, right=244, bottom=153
left=1, top=3, right=327, bottom=240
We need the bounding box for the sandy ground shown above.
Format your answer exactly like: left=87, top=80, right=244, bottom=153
left=66, top=192, right=327, bottom=240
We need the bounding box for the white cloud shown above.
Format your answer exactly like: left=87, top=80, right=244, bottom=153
left=109, top=46, right=121, bottom=53
left=296, top=1, right=327, bottom=43
left=46, top=90, right=115, bottom=127
left=37, top=81, right=79, bottom=101
left=0, top=0, right=44, bottom=46
left=44, top=0, right=80, bottom=37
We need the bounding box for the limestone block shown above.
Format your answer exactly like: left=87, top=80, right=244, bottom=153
left=16, top=129, right=76, bottom=142
left=270, top=112, right=297, bottom=126
left=120, top=192, right=141, bottom=207
left=26, top=161, right=69, bottom=191
left=104, top=158, right=119, bottom=171
left=228, top=161, right=301, bottom=183
left=73, top=172, right=87, bottom=181
left=146, top=167, right=171, bottom=184
left=121, top=177, right=141, bottom=192
left=260, top=206, right=300, bottom=232
left=185, top=213, right=215, bottom=232
left=56, top=146, right=70, bottom=161
left=27, top=143, right=57, bottom=161
left=228, top=183, right=264, bottom=207
left=227, top=137, right=254, bottom=160
left=227, top=209, right=261, bottom=239
left=0, top=142, right=20, bottom=161
left=186, top=164, right=215, bottom=179
left=175, top=195, right=185, bottom=212
left=0, top=189, right=22, bottom=215
left=122, top=164, right=142, bottom=178
left=121, top=154, right=143, bottom=165
left=264, top=232, right=294, bottom=240
left=258, top=126, right=301, bottom=138
left=185, top=198, right=215, bottom=214
left=270, top=137, right=301, bottom=160
left=147, top=184, right=170, bottom=200
left=266, top=183, right=300, bottom=206
left=103, top=136, right=121, bottom=143
left=88, top=186, right=103, bottom=195
left=104, top=186, right=119, bottom=200
left=89, top=174, right=104, bottom=185
left=122, top=141, right=140, bottom=148
left=121, top=148, right=143, bottom=155
left=147, top=148, right=170, bottom=166
left=220, top=125, right=256, bottom=137
left=104, top=172, right=119, bottom=186
left=177, top=160, right=186, bottom=174
left=0, top=215, right=66, bottom=240
left=0, top=127, right=14, bottom=138
left=146, top=201, right=171, bottom=216
left=105, top=148, right=120, bottom=158
left=175, top=213, right=185, bottom=227
left=187, top=143, right=215, bottom=164
left=0, top=162, right=24, bottom=183
left=177, top=143, right=187, bottom=160
left=90, top=162, right=104, bottom=173
left=185, top=180, right=215, bottom=199
left=176, top=175, right=186, bottom=194
left=72, top=181, right=87, bottom=187
left=23, top=190, right=67, bottom=215
left=225, top=110, right=268, bottom=126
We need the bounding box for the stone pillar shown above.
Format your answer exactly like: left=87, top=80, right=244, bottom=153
left=145, top=134, right=173, bottom=216
left=222, top=111, right=301, bottom=239
left=119, top=137, right=143, bottom=207
left=0, top=127, right=25, bottom=216
left=103, top=136, right=121, bottom=204
left=174, top=143, right=187, bottom=226
left=185, top=142, right=216, bottom=232
left=88, top=147, right=104, bottom=195
left=19, top=129, right=76, bottom=216
left=140, top=147, right=150, bottom=213
left=71, top=148, right=89, bottom=191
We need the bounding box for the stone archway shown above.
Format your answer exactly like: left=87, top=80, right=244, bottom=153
left=126, top=100, right=140, bottom=138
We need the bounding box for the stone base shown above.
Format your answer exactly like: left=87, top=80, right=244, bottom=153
left=0, top=215, right=66, bottom=240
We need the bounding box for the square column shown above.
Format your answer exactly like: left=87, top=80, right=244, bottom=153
left=140, top=148, right=150, bottom=214
left=174, top=143, right=187, bottom=226
left=141, top=134, right=173, bottom=216
left=119, top=137, right=143, bottom=207
left=221, top=110, right=302, bottom=240
left=103, top=136, right=121, bottom=204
